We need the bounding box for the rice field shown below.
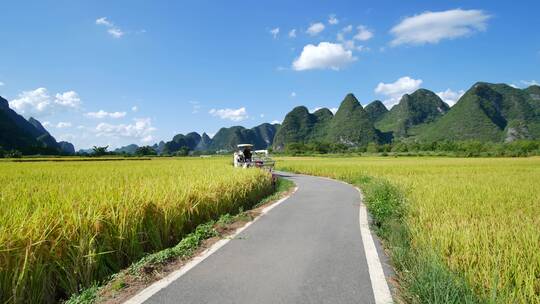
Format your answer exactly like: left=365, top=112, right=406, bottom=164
left=277, top=157, right=540, bottom=303
left=0, top=157, right=273, bottom=303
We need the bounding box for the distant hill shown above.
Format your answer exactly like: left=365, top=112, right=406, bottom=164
left=273, top=94, right=380, bottom=150
left=0, top=95, right=75, bottom=154
left=376, top=89, right=449, bottom=138
left=272, top=106, right=331, bottom=150
left=326, top=93, right=380, bottom=147
left=416, top=83, right=540, bottom=142
left=114, top=144, right=139, bottom=154
left=270, top=83, right=540, bottom=150
left=364, top=100, right=388, bottom=123
left=161, top=123, right=279, bottom=154
left=58, top=141, right=75, bottom=154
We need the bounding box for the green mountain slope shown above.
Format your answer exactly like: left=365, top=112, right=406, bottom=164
left=326, top=94, right=380, bottom=147
left=162, top=123, right=279, bottom=154
left=376, top=89, right=449, bottom=138
left=417, top=83, right=540, bottom=142
left=364, top=100, right=388, bottom=122
left=272, top=106, right=332, bottom=150
left=28, top=117, right=61, bottom=149
left=0, top=96, right=68, bottom=153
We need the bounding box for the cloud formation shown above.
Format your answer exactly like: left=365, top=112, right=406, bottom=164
left=270, top=27, right=280, bottom=39
left=306, top=22, right=325, bottom=36
left=521, top=80, right=540, bottom=86
left=56, top=122, right=72, bottom=128
left=95, top=118, right=156, bottom=143
left=354, top=25, right=373, bottom=41
left=86, top=110, right=127, bottom=119
left=9, top=88, right=82, bottom=117
left=328, top=15, right=339, bottom=25
left=436, top=89, right=465, bottom=106
left=95, top=17, right=125, bottom=38
left=390, top=9, right=490, bottom=46
left=292, top=42, right=356, bottom=71
left=375, top=76, right=423, bottom=107
left=209, top=107, right=249, bottom=121
left=288, top=29, right=297, bottom=38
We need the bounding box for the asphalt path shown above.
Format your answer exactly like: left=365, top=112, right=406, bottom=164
left=142, top=172, right=390, bottom=304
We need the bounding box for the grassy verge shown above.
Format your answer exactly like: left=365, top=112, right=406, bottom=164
left=65, top=177, right=294, bottom=304
left=352, top=176, right=480, bottom=303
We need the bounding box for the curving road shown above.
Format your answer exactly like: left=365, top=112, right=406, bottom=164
left=135, top=172, right=392, bottom=304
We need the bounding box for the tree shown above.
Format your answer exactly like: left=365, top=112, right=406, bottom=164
left=135, top=146, right=157, bottom=156
left=92, top=145, right=109, bottom=156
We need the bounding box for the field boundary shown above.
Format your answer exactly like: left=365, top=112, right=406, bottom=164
left=125, top=186, right=297, bottom=304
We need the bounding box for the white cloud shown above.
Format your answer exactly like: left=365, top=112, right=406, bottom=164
left=9, top=87, right=81, bottom=117
left=270, top=27, right=280, bottom=39
left=311, top=107, right=338, bottom=114
left=55, top=91, right=81, bottom=108
left=189, top=100, right=201, bottom=114
left=354, top=25, right=373, bottom=41
left=56, top=122, right=72, bottom=128
left=521, top=80, right=540, bottom=86
left=95, top=17, right=113, bottom=27
left=390, top=9, right=490, bottom=46
left=260, top=114, right=265, bottom=118
left=328, top=15, right=339, bottom=25
left=288, top=29, right=297, bottom=38
left=86, top=110, right=127, bottom=119
left=340, top=39, right=367, bottom=52
left=42, top=121, right=51, bottom=127
left=0, top=81, right=4, bottom=86
left=375, top=76, right=423, bottom=107
left=95, top=118, right=156, bottom=143
left=436, top=89, right=465, bottom=106
left=107, top=28, right=124, bottom=38
left=209, top=107, right=249, bottom=122
left=131, top=106, right=138, bottom=112
left=290, top=92, right=297, bottom=97
left=337, top=25, right=370, bottom=51
left=306, top=22, right=325, bottom=36
left=95, top=17, right=125, bottom=38
left=292, top=42, right=356, bottom=71
left=271, top=120, right=281, bottom=124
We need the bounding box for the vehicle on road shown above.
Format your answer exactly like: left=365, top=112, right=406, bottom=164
left=233, top=144, right=275, bottom=172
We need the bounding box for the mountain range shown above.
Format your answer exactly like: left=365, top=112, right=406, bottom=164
left=0, top=96, right=74, bottom=154
left=272, top=82, right=540, bottom=150
left=2, top=81, right=539, bottom=155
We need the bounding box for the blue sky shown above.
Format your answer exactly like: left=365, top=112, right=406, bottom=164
left=1, top=0, right=539, bottom=149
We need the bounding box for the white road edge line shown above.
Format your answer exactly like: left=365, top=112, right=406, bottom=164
left=124, top=187, right=298, bottom=304
left=356, top=187, right=393, bottom=304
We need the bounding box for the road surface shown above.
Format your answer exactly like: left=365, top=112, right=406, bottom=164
left=139, top=172, right=392, bottom=304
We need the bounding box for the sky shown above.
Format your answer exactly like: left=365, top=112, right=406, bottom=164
left=0, top=0, right=539, bottom=150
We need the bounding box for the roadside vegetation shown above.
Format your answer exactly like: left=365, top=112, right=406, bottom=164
left=278, top=139, right=540, bottom=157
left=277, top=157, right=540, bottom=303
left=0, top=158, right=275, bottom=303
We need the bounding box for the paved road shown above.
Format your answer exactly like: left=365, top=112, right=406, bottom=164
left=143, top=172, right=383, bottom=304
